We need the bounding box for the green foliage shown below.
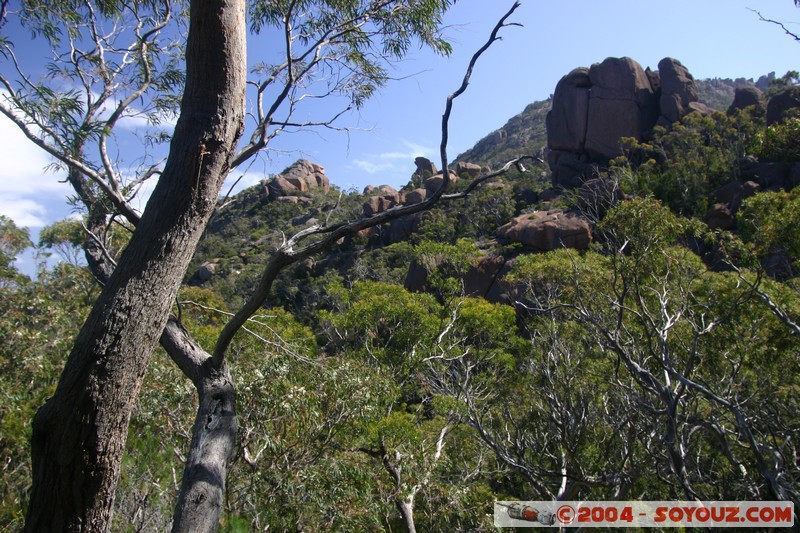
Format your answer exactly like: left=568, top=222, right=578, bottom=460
left=764, top=70, right=800, bottom=98
left=0, top=215, right=31, bottom=284
left=412, top=238, right=480, bottom=299
left=348, top=241, right=416, bottom=284
left=599, top=197, right=685, bottom=255
left=248, top=0, right=452, bottom=107
left=116, top=350, right=193, bottom=531
left=38, top=218, right=85, bottom=265
left=509, top=247, right=608, bottom=304
left=739, top=188, right=800, bottom=264
left=5, top=0, right=184, bottom=143
left=414, top=208, right=461, bottom=244
left=756, top=116, right=800, bottom=161
left=8, top=0, right=800, bottom=523
left=321, top=280, right=441, bottom=371
left=319, top=279, right=520, bottom=530
left=458, top=183, right=518, bottom=238
left=614, top=110, right=763, bottom=216
left=38, top=218, right=83, bottom=249
left=412, top=182, right=518, bottom=245
left=227, top=339, right=395, bottom=531
left=0, top=264, right=96, bottom=529
left=505, top=213, right=800, bottom=502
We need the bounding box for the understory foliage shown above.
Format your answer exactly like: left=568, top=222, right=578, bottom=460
left=0, top=263, right=97, bottom=528
left=614, top=109, right=763, bottom=216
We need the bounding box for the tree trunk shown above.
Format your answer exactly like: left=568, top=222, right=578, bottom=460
left=396, top=498, right=417, bottom=533
left=170, top=364, right=236, bottom=533
left=159, top=320, right=238, bottom=533
left=24, top=1, right=246, bottom=530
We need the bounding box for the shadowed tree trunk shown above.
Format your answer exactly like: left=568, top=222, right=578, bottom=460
left=24, top=0, right=247, bottom=530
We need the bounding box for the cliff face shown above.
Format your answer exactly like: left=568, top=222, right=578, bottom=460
left=455, top=60, right=773, bottom=178
left=546, top=57, right=713, bottom=187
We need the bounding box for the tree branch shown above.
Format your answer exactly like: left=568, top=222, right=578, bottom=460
left=750, top=9, right=800, bottom=42
left=210, top=3, right=524, bottom=368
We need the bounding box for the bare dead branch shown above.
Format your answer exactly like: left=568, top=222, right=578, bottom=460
left=750, top=8, right=800, bottom=42
left=211, top=4, right=525, bottom=367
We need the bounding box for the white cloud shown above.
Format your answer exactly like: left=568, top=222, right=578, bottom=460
left=0, top=115, right=72, bottom=228
left=117, top=113, right=152, bottom=130
left=95, top=91, right=178, bottom=131
left=0, top=89, right=178, bottom=231
left=0, top=196, right=49, bottom=227
left=0, top=118, right=66, bottom=192
left=352, top=160, right=396, bottom=174
left=222, top=170, right=264, bottom=196
left=348, top=140, right=436, bottom=175
left=126, top=176, right=158, bottom=215
left=116, top=108, right=178, bottom=131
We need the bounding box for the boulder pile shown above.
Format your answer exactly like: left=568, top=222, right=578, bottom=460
left=264, top=159, right=330, bottom=202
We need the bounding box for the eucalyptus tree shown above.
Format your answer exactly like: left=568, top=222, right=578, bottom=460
left=320, top=280, right=520, bottom=532
left=0, top=0, right=526, bottom=530
left=494, top=199, right=800, bottom=504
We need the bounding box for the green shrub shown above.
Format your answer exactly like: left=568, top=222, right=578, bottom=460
left=757, top=117, right=800, bottom=162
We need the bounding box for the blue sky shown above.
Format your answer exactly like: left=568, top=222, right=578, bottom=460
left=252, top=0, right=800, bottom=193
left=1, top=0, right=799, bottom=273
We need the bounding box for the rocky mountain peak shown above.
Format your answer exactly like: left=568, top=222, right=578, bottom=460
left=546, top=56, right=713, bottom=187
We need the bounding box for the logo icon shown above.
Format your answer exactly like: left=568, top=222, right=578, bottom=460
left=504, top=503, right=556, bottom=525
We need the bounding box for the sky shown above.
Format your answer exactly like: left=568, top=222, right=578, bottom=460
left=1, top=0, right=799, bottom=273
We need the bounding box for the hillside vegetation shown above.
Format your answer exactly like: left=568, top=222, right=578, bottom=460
left=2, top=73, right=800, bottom=530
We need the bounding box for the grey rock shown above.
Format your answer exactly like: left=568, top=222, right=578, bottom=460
left=404, top=188, right=428, bottom=205
left=414, top=156, right=437, bottom=178
left=728, top=86, right=765, bottom=114
left=196, top=262, right=217, bottom=282
left=658, top=57, right=699, bottom=124
left=767, top=87, right=800, bottom=125
left=705, top=203, right=735, bottom=230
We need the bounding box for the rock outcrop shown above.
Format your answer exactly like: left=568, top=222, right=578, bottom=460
left=363, top=194, right=401, bottom=217
left=658, top=57, right=711, bottom=125
left=363, top=184, right=400, bottom=196
left=704, top=203, right=735, bottom=231
left=740, top=157, right=800, bottom=191
left=455, top=161, right=484, bottom=178
left=497, top=210, right=592, bottom=251
left=414, top=156, right=437, bottom=178
left=195, top=261, right=216, bottom=282
left=404, top=188, right=428, bottom=205
left=728, top=86, right=765, bottom=114
left=711, top=180, right=760, bottom=212
left=361, top=185, right=402, bottom=217
left=766, top=86, right=800, bottom=126
left=585, top=57, right=659, bottom=159
left=547, top=57, right=711, bottom=187
left=264, top=159, right=331, bottom=198
left=424, top=171, right=458, bottom=192
left=703, top=180, right=760, bottom=231
left=404, top=253, right=518, bottom=304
